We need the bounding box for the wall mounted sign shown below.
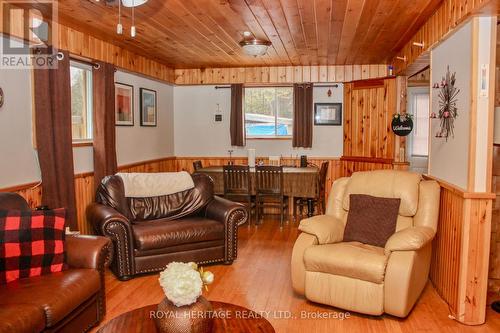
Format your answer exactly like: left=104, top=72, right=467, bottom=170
left=391, top=114, right=413, bottom=136
left=0, top=87, right=4, bottom=108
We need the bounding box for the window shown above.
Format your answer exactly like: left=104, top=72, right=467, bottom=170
left=244, top=87, right=293, bottom=138
left=410, top=92, right=430, bottom=156
left=70, top=61, right=93, bottom=142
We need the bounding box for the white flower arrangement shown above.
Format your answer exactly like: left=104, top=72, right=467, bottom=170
left=159, top=262, right=214, bottom=307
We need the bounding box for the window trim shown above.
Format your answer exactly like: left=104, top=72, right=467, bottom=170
left=246, top=136, right=292, bottom=140
left=407, top=87, right=430, bottom=158
left=70, top=60, right=94, bottom=144
left=72, top=140, right=93, bottom=147
left=243, top=85, right=294, bottom=139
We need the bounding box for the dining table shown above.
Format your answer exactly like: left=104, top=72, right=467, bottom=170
left=195, top=165, right=319, bottom=217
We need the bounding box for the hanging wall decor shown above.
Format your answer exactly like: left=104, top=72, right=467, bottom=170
left=0, top=87, right=4, bottom=108
left=391, top=113, right=413, bottom=136
left=432, top=66, right=460, bottom=141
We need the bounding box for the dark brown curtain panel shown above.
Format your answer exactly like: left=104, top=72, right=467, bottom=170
left=230, top=84, right=245, bottom=147
left=33, top=50, right=78, bottom=230
left=293, top=83, right=313, bottom=148
left=93, top=62, right=117, bottom=190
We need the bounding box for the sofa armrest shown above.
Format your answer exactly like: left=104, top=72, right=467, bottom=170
left=66, top=235, right=112, bottom=270
left=384, top=226, right=435, bottom=255
left=204, top=196, right=247, bottom=263
left=86, top=203, right=135, bottom=278
left=298, top=215, right=345, bottom=245
left=204, top=196, right=248, bottom=227
left=87, top=203, right=131, bottom=232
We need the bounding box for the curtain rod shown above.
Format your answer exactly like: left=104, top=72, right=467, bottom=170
left=215, top=83, right=339, bottom=89
left=70, top=55, right=101, bottom=69
left=313, top=83, right=339, bottom=88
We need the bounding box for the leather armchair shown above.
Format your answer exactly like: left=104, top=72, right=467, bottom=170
left=291, top=170, right=440, bottom=317
left=87, top=173, right=248, bottom=280
left=0, top=193, right=112, bottom=333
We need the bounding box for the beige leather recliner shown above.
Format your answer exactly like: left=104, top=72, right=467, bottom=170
left=291, top=170, right=440, bottom=317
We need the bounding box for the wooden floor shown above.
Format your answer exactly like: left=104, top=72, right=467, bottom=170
left=93, top=217, right=500, bottom=333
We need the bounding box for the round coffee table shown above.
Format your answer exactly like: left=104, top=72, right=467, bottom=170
left=97, top=301, right=275, bottom=333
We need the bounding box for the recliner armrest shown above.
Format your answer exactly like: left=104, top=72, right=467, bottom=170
left=298, top=215, right=345, bottom=244
left=384, top=226, right=435, bottom=255
left=66, top=235, right=112, bottom=270
left=204, top=196, right=248, bottom=227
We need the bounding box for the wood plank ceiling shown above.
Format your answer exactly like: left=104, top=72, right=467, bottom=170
left=53, top=0, right=442, bottom=68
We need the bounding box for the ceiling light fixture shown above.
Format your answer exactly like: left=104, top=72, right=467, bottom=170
left=239, top=31, right=272, bottom=57
left=113, top=0, right=147, bottom=38
left=131, top=0, right=136, bottom=37
left=116, top=0, right=123, bottom=34
left=121, top=0, right=148, bottom=7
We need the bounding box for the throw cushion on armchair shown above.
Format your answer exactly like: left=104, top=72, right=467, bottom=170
left=0, top=208, right=67, bottom=284
left=343, top=194, right=400, bottom=247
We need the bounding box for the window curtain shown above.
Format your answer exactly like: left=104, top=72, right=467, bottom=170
left=93, top=62, right=117, bottom=190
left=230, top=84, right=245, bottom=146
left=33, top=50, right=78, bottom=230
left=293, top=83, right=313, bottom=148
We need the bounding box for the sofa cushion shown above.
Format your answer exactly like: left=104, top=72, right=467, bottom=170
left=132, top=217, right=225, bottom=251
left=0, top=268, right=100, bottom=327
left=0, top=209, right=67, bottom=284
left=0, top=303, right=46, bottom=333
left=304, top=242, right=388, bottom=284
left=342, top=170, right=421, bottom=217
left=343, top=194, right=400, bottom=247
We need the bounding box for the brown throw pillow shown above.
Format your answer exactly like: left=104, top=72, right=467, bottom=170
left=343, top=194, right=401, bottom=247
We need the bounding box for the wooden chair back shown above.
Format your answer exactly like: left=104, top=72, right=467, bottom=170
left=318, top=161, right=329, bottom=197
left=256, top=166, right=283, bottom=196
left=193, top=160, right=203, bottom=171
left=223, top=165, right=251, bottom=196
left=268, top=156, right=280, bottom=166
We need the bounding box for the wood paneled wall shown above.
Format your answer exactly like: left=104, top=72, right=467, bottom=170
left=174, top=65, right=388, bottom=85
left=0, top=17, right=175, bottom=83
left=57, top=25, right=175, bottom=83
left=490, top=146, right=500, bottom=294
left=391, top=0, right=493, bottom=75
left=343, top=78, right=397, bottom=162
left=4, top=156, right=396, bottom=233
left=430, top=184, right=464, bottom=315
left=427, top=176, right=494, bottom=325
left=1, top=157, right=177, bottom=234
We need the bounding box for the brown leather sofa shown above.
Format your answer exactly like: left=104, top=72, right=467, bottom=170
left=87, top=173, right=248, bottom=280
left=0, top=193, right=112, bottom=333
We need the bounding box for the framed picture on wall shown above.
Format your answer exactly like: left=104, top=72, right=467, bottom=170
left=115, top=83, right=134, bottom=126
left=140, top=88, right=157, bottom=127
left=314, top=103, right=342, bottom=126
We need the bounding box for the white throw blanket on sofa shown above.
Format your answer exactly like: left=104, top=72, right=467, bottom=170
left=116, top=172, right=195, bottom=198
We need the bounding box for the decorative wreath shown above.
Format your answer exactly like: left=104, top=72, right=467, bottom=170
left=431, top=66, right=460, bottom=141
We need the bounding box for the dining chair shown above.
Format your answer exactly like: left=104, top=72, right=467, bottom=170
left=193, top=160, right=203, bottom=172
left=293, top=161, right=329, bottom=220
left=255, top=165, right=288, bottom=227
left=223, top=165, right=255, bottom=224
